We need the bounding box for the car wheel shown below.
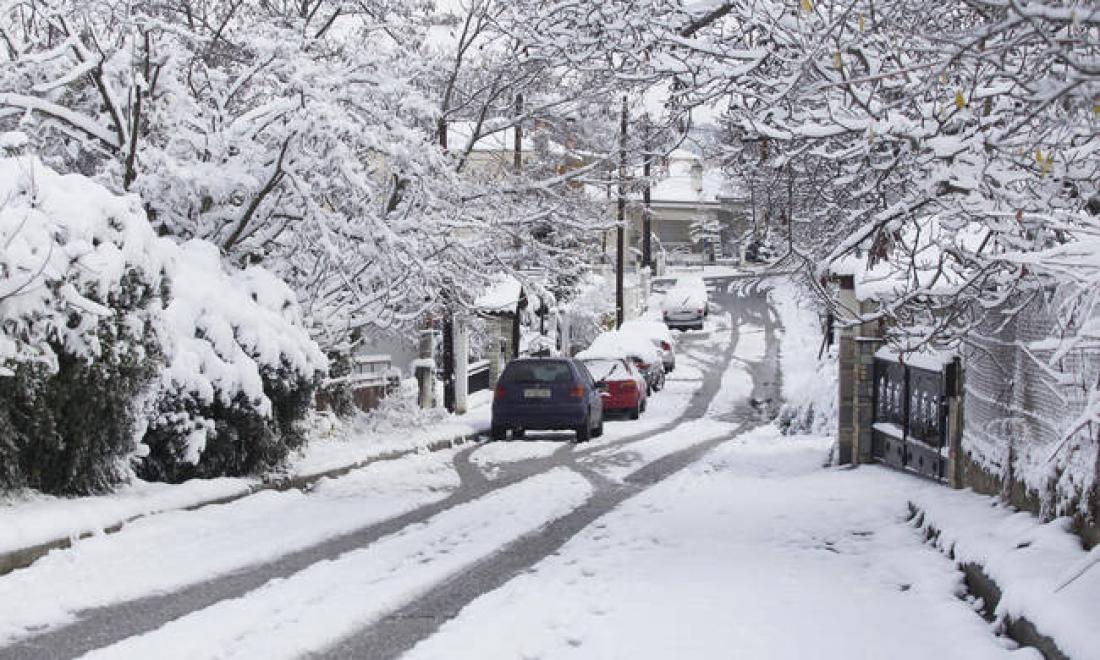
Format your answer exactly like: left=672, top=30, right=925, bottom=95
left=574, top=419, right=591, bottom=443
left=512, top=428, right=526, bottom=440
left=629, top=404, right=640, bottom=420
left=490, top=425, right=506, bottom=441
left=592, top=417, right=604, bottom=438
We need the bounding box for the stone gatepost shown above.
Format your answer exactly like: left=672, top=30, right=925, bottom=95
left=836, top=276, right=858, bottom=464
left=853, top=324, right=881, bottom=464
left=836, top=279, right=882, bottom=465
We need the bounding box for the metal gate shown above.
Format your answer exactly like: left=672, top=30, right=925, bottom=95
left=872, top=358, right=955, bottom=482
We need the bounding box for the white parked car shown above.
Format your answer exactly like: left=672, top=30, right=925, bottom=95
left=619, top=319, right=676, bottom=373
left=661, top=286, right=708, bottom=331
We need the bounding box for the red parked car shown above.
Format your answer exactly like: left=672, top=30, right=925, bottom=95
left=581, top=358, right=647, bottom=420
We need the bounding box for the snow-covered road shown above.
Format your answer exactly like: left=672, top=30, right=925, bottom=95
left=0, top=282, right=1030, bottom=660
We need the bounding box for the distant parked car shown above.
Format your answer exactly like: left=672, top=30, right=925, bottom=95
left=661, top=286, right=708, bottom=331
left=491, top=358, right=604, bottom=443
left=619, top=319, right=676, bottom=374
left=581, top=358, right=647, bottom=419
left=650, top=277, right=678, bottom=294
left=745, top=239, right=775, bottom=263
left=578, top=330, right=666, bottom=395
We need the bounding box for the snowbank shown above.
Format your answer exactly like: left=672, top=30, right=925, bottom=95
left=912, top=487, right=1100, bottom=660
left=768, top=277, right=837, bottom=434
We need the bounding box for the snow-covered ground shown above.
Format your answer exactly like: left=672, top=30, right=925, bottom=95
left=405, top=426, right=1041, bottom=660
left=82, top=469, right=593, bottom=660
left=0, top=449, right=463, bottom=646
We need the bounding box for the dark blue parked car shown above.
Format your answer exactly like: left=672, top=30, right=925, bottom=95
left=491, top=358, right=604, bottom=443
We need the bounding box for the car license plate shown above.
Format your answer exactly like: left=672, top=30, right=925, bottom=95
left=524, top=388, right=552, bottom=399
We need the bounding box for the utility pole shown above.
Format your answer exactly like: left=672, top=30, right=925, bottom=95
left=616, top=95, right=627, bottom=329
left=440, top=120, right=455, bottom=412
left=513, top=93, right=523, bottom=173
left=642, top=119, right=652, bottom=271
left=511, top=93, right=523, bottom=264
left=786, top=161, right=794, bottom=253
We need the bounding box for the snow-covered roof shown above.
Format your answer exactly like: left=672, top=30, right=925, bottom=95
left=448, top=121, right=519, bottom=153
left=649, top=154, right=728, bottom=205
left=475, top=274, right=523, bottom=314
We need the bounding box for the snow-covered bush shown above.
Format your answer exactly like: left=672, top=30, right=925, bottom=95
left=0, top=150, right=166, bottom=494
left=561, top=273, right=615, bottom=355
left=0, top=145, right=326, bottom=493
left=139, top=244, right=326, bottom=482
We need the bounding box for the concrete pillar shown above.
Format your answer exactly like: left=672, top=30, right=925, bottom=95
left=453, top=318, right=468, bottom=415
left=416, top=327, right=435, bottom=409
left=560, top=314, right=572, bottom=357
left=488, top=316, right=511, bottom=389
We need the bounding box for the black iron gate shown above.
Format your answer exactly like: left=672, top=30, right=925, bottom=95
left=872, top=358, right=955, bottom=482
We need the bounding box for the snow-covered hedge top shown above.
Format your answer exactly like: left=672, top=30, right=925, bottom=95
left=0, top=150, right=162, bottom=374
left=0, top=146, right=327, bottom=410
left=161, top=241, right=328, bottom=413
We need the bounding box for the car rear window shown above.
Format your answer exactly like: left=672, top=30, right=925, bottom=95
left=582, top=359, right=627, bottom=382
left=501, top=361, right=575, bottom=383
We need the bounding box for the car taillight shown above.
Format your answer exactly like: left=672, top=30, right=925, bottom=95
left=569, top=384, right=585, bottom=398
left=660, top=341, right=670, bottom=351
left=621, top=380, right=636, bottom=390
left=495, top=385, right=506, bottom=400
left=697, top=308, right=704, bottom=314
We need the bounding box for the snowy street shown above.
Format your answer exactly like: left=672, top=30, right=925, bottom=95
left=0, top=283, right=1049, bottom=660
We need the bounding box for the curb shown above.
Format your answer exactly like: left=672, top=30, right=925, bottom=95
left=908, top=503, right=1071, bottom=660
left=0, top=431, right=481, bottom=578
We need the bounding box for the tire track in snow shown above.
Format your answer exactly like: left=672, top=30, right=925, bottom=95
left=322, top=288, right=781, bottom=659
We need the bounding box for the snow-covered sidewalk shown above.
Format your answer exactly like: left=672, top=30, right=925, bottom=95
left=405, top=425, right=1056, bottom=660
left=0, top=404, right=492, bottom=569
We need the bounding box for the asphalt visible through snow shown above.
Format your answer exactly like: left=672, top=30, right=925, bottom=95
left=1, top=279, right=779, bottom=660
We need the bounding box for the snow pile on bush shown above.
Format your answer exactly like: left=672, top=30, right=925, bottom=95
left=768, top=277, right=837, bottom=435
left=0, top=141, right=326, bottom=494
left=142, top=241, right=328, bottom=482
left=561, top=272, right=615, bottom=355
